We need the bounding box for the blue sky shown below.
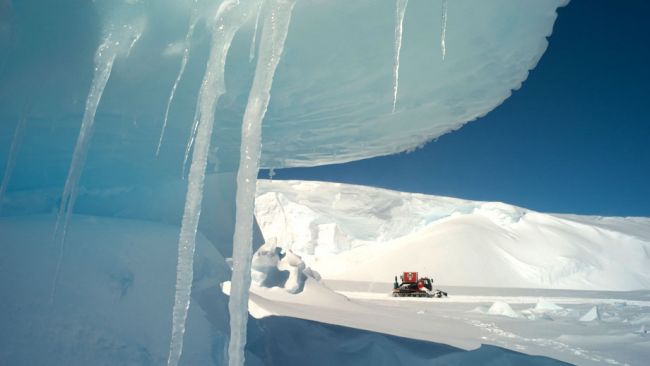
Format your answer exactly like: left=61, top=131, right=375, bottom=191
left=261, top=0, right=650, bottom=217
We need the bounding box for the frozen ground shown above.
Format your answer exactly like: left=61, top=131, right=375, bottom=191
left=236, top=279, right=650, bottom=366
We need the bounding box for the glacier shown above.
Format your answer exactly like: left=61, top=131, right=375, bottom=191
left=0, top=0, right=572, bottom=365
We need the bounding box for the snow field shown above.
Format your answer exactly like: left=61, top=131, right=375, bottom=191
left=248, top=179, right=650, bottom=365
left=255, top=180, right=650, bottom=291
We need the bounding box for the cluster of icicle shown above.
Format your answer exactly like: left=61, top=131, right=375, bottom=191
left=168, top=0, right=298, bottom=365
left=34, top=0, right=450, bottom=365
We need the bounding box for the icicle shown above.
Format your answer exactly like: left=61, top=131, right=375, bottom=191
left=392, top=0, right=408, bottom=113
left=249, top=0, right=265, bottom=62
left=0, top=103, right=29, bottom=213
left=54, top=36, right=117, bottom=242
left=181, top=98, right=201, bottom=178
left=268, top=167, right=275, bottom=180
left=167, top=2, right=259, bottom=365
left=228, top=1, right=296, bottom=365
left=441, top=0, right=447, bottom=61
left=156, top=2, right=200, bottom=156
left=51, top=21, right=143, bottom=304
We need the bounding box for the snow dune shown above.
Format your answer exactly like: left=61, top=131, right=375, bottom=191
left=255, top=180, right=650, bottom=291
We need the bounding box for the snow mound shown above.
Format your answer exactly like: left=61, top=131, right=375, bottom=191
left=256, top=180, right=650, bottom=291
left=487, top=301, right=521, bottom=318
left=579, top=306, right=601, bottom=322
left=468, top=306, right=489, bottom=314
left=251, top=241, right=318, bottom=294
left=534, top=299, right=564, bottom=312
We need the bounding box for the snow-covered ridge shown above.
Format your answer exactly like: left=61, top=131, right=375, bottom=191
left=255, top=180, right=650, bottom=291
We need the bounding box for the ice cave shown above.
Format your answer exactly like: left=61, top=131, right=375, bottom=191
left=5, top=0, right=629, bottom=365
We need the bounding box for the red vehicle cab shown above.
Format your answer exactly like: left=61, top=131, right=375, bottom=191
left=403, top=272, right=418, bottom=283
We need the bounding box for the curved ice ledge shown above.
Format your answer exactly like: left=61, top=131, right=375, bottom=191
left=0, top=0, right=568, bottom=188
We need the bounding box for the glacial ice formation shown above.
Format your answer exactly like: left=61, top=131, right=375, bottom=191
left=0, top=0, right=570, bottom=365
left=0, top=0, right=569, bottom=189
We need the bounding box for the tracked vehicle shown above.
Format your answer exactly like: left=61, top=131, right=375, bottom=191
left=392, top=272, right=447, bottom=298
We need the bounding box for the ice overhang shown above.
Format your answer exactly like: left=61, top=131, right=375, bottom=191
left=0, top=0, right=568, bottom=189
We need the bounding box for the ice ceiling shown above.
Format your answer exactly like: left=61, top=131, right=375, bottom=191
left=0, top=0, right=567, bottom=192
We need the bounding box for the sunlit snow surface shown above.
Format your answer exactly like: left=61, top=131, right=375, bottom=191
left=249, top=180, right=650, bottom=366
left=255, top=180, right=650, bottom=291
left=1, top=0, right=567, bottom=190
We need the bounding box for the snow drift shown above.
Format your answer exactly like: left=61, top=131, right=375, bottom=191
left=255, top=180, right=650, bottom=291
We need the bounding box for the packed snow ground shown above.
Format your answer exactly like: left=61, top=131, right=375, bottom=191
left=236, top=279, right=650, bottom=366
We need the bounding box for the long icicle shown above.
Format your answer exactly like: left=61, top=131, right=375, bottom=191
left=53, top=37, right=116, bottom=241
left=167, top=2, right=259, bottom=365
left=392, top=0, right=408, bottom=113
left=181, top=97, right=201, bottom=178
left=228, top=1, right=296, bottom=365
left=441, top=0, right=448, bottom=61
left=0, top=101, right=30, bottom=213
left=156, top=1, right=200, bottom=156
left=51, top=24, right=143, bottom=304
left=249, top=0, right=265, bottom=62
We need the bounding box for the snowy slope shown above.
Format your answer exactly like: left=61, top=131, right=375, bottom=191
left=255, top=180, right=650, bottom=291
